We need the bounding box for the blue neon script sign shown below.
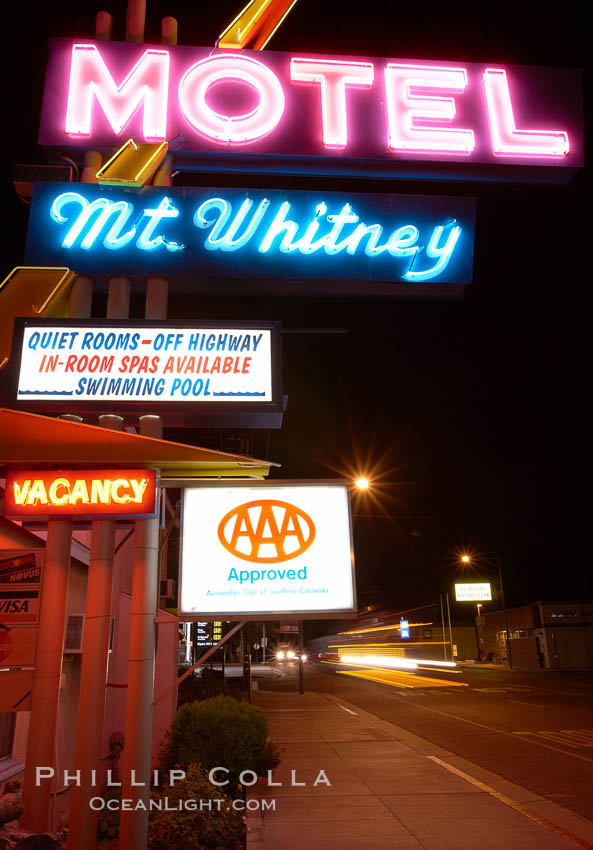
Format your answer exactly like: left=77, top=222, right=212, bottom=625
left=26, top=184, right=475, bottom=294
left=400, top=620, right=410, bottom=639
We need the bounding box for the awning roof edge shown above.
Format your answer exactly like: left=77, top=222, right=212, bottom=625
left=0, top=408, right=278, bottom=478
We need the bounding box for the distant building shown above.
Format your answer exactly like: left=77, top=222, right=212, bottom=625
left=482, top=602, right=593, bottom=669
left=307, top=606, right=478, bottom=663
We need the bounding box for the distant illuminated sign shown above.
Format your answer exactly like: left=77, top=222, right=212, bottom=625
left=179, top=482, right=356, bottom=619
left=6, top=319, right=281, bottom=421
left=455, top=582, right=492, bottom=602
left=195, top=622, right=212, bottom=647
left=38, top=39, right=582, bottom=182
left=3, top=469, right=158, bottom=520
left=25, top=184, right=475, bottom=293
left=400, top=619, right=410, bottom=638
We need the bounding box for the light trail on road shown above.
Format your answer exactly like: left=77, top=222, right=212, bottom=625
left=338, top=668, right=468, bottom=689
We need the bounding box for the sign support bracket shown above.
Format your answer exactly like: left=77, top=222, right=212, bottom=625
left=153, top=620, right=245, bottom=706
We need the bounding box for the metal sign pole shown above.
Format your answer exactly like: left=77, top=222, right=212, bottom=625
left=68, top=264, right=125, bottom=849
left=246, top=644, right=252, bottom=703
left=67, top=421, right=121, bottom=850
left=446, top=593, right=454, bottom=660
left=440, top=595, right=448, bottom=660
left=298, top=620, right=304, bottom=695
left=119, top=260, right=167, bottom=848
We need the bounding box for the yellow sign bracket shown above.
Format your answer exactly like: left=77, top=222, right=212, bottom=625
left=218, top=0, right=299, bottom=50
left=0, top=267, right=76, bottom=372
left=96, top=138, right=169, bottom=188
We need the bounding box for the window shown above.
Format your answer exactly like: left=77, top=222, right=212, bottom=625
left=0, top=713, right=16, bottom=761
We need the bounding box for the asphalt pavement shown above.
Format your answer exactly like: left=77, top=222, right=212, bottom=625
left=257, top=661, right=593, bottom=823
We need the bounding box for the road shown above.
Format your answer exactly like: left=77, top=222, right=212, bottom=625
left=257, top=660, right=593, bottom=822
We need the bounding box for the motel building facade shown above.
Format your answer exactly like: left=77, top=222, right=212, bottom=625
left=0, top=408, right=273, bottom=846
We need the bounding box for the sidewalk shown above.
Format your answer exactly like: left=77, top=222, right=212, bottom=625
left=247, top=690, right=593, bottom=850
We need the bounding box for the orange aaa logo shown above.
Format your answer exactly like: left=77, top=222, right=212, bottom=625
left=217, top=499, right=315, bottom=563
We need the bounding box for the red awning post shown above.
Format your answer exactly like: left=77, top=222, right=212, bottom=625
left=19, top=518, right=73, bottom=833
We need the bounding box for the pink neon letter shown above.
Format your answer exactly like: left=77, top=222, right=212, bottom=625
left=178, top=54, right=285, bottom=145
left=65, top=44, right=169, bottom=139
left=483, top=69, right=569, bottom=157
left=384, top=64, right=474, bottom=154
left=290, top=58, right=374, bottom=148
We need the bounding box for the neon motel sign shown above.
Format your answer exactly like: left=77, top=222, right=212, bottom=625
left=3, top=469, right=159, bottom=519
left=25, top=184, right=476, bottom=289
left=38, top=39, right=583, bottom=179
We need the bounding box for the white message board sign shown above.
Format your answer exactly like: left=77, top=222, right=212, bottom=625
left=16, top=324, right=274, bottom=403
left=179, top=482, right=356, bottom=619
left=454, top=582, right=492, bottom=602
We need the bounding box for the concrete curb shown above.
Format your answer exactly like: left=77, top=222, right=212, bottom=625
left=245, top=800, right=266, bottom=850
left=320, top=691, right=593, bottom=848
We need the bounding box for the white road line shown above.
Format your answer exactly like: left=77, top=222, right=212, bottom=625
left=388, top=695, right=593, bottom=763
left=337, top=703, right=358, bottom=715
left=508, top=700, right=545, bottom=708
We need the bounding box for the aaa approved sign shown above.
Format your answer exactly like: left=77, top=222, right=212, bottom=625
left=179, top=482, right=356, bottom=619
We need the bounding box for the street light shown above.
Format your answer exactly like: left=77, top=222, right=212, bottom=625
left=354, top=477, right=370, bottom=490
left=459, top=553, right=512, bottom=668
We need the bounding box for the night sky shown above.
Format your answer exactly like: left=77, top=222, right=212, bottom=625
left=3, top=0, right=587, bottom=613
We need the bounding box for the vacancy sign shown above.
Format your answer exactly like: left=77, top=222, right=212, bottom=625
left=3, top=469, right=158, bottom=520
left=455, top=582, right=492, bottom=602
left=179, top=482, right=356, bottom=618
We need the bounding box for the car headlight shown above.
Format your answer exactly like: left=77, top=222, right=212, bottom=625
left=276, top=651, right=284, bottom=660
left=286, top=650, right=295, bottom=659
left=301, top=653, right=308, bottom=662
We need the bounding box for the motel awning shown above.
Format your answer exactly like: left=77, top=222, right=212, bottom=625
left=0, top=408, right=276, bottom=481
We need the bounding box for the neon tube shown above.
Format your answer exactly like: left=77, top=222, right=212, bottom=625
left=65, top=44, right=169, bottom=139
left=483, top=68, right=569, bottom=157
left=178, top=53, right=285, bottom=144
left=384, top=63, right=474, bottom=154
left=290, top=58, right=374, bottom=147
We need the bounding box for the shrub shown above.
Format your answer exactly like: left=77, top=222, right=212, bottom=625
left=253, top=738, right=283, bottom=777
left=172, top=695, right=279, bottom=792
left=177, top=668, right=241, bottom=706
left=154, top=727, right=178, bottom=778
left=96, top=787, right=121, bottom=842
left=148, top=764, right=243, bottom=850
